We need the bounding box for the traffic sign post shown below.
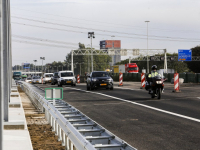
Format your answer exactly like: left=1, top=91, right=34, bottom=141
left=178, top=49, right=192, bottom=61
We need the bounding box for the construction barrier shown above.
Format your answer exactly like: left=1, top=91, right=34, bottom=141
left=173, top=73, right=181, bottom=92
left=140, top=73, right=145, bottom=89
left=118, top=72, right=123, bottom=86
left=77, top=74, right=80, bottom=84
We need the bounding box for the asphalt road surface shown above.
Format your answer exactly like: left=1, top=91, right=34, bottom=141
left=36, top=82, right=200, bottom=150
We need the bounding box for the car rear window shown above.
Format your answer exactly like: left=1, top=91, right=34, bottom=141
left=45, top=74, right=53, bottom=77
left=61, top=72, right=73, bottom=77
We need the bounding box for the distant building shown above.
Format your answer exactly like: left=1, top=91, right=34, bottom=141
left=100, top=40, right=121, bottom=65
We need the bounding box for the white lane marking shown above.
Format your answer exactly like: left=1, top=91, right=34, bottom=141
left=197, top=97, right=200, bottom=99
left=115, top=87, right=141, bottom=91
left=66, top=87, right=200, bottom=123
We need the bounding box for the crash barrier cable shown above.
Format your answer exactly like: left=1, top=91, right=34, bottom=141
left=20, top=82, right=137, bottom=150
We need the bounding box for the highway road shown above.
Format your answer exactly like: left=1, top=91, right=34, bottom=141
left=36, top=82, right=200, bottom=150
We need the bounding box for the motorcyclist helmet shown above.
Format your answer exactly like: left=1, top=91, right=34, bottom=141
left=151, top=65, right=157, bottom=71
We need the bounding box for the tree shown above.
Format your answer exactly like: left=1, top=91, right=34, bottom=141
left=186, top=46, right=200, bottom=73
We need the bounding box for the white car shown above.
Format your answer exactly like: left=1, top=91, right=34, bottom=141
left=57, top=71, right=76, bottom=87
left=32, top=76, right=42, bottom=84
left=43, top=73, right=53, bottom=84
left=25, top=77, right=32, bottom=83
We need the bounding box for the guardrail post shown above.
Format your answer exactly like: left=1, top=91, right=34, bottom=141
left=58, top=125, right=61, bottom=141
left=52, top=118, right=55, bottom=131
left=71, top=142, right=74, bottom=150
left=50, top=116, right=53, bottom=126
left=61, top=130, right=65, bottom=146
left=55, top=121, right=58, bottom=135
left=65, top=136, right=70, bottom=150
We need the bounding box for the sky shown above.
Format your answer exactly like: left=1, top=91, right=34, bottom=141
left=11, top=0, right=200, bottom=66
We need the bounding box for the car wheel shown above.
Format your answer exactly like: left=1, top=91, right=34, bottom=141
left=110, top=86, right=114, bottom=90
left=57, top=82, right=60, bottom=87
left=74, top=83, right=76, bottom=86
left=90, top=84, right=94, bottom=91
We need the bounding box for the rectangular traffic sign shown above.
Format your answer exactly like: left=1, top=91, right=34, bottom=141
left=45, top=88, right=63, bottom=100
left=178, top=49, right=192, bottom=61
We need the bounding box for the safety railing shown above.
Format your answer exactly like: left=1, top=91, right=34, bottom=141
left=21, top=82, right=137, bottom=150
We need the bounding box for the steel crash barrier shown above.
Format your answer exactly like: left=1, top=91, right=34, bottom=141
left=20, top=82, right=137, bottom=150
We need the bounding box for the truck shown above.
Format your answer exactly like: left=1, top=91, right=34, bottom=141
left=113, top=63, right=139, bottom=73
left=13, top=71, right=22, bottom=80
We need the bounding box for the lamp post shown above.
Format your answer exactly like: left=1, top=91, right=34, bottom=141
left=145, top=21, right=150, bottom=73
left=33, top=60, right=37, bottom=75
left=111, top=35, right=115, bottom=66
left=88, top=32, right=95, bottom=72
left=40, top=57, right=45, bottom=73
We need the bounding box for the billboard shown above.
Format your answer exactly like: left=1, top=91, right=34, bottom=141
left=178, top=49, right=192, bottom=61
left=22, top=63, right=30, bottom=69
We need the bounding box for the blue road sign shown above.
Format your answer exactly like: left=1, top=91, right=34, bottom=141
left=178, top=49, right=192, bottom=61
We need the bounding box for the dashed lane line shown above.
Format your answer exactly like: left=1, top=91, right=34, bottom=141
left=65, top=87, right=200, bottom=123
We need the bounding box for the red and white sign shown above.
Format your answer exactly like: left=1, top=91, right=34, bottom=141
left=174, top=73, right=179, bottom=91
left=77, top=75, right=80, bottom=84
left=141, top=73, right=145, bottom=88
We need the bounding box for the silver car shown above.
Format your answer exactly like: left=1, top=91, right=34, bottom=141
left=32, top=76, right=42, bottom=84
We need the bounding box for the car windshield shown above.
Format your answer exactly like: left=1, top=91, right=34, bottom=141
left=61, top=72, right=74, bottom=77
left=129, top=67, right=138, bottom=71
left=27, top=78, right=32, bottom=80
left=92, top=72, right=109, bottom=77
left=45, top=74, right=53, bottom=77
left=54, top=73, right=58, bottom=76
left=33, top=76, right=40, bottom=79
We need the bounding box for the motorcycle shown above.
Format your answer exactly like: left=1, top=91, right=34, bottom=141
left=146, top=70, right=166, bottom=99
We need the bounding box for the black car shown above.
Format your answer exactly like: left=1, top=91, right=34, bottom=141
left=86, top=71, right=113, bottom=90
left=51, top=72, right=59, bottom=85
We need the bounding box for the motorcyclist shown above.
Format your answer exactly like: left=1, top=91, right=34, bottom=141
left=146, top=65, right=160, bottom=93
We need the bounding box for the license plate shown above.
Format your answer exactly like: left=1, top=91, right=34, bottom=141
left=36, top=81, right=39, bottom=83
left=100, top=83, right=107, bottom=86
left=67, top=81, right=71, bottom=83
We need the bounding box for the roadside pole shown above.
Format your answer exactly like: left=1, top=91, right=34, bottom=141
left=0, top=0, right=3, bottom=149
left=3, top=0, right=9, bottom=122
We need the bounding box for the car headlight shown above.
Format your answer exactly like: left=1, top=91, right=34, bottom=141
left=107, top=78, right=113, bottom=82
left=92, top=78, right=97, bottom=81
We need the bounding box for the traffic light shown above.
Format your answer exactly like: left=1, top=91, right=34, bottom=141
left=170, top=57, right=175, bottom=61
left=150, top=56, right=155, bottom=61
left=160, top=56, right=164, bottom=61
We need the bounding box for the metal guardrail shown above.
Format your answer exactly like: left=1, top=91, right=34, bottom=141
left=21, top=82, right=137, bottom=150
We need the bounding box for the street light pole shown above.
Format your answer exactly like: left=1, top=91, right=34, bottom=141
left=111, top=35, right=115, bottom=66
left=88, top=32, right=95, bottom=72
left=33, top=60, right=37, bottom=75
left=40, top=57, right=45, bottom=73
left=145, top=21, right=150, bottom=73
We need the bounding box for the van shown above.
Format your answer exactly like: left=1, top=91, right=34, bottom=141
left=43, top=73, right=53, bottom=84
left=57, top=71, right=76, bottom=87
